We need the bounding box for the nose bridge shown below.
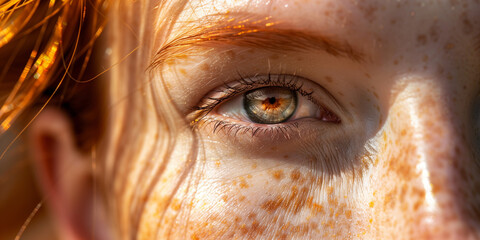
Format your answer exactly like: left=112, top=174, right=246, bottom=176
left=375, top=81, right=480, bottom=238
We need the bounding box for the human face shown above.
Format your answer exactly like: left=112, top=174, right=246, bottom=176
left=133, top=0, right=480, bottom=239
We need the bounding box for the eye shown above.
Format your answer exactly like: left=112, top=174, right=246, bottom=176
left=191, top=74, right=341, bottom=137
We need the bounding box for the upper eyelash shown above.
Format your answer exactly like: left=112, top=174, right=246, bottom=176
left=190, top=73, right=315, bottom=126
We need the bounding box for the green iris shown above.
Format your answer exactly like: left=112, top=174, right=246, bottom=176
left=243, top=87, right=297, bottom=124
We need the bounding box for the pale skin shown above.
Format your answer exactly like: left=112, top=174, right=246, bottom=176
left=29, top=0, right=480, bottom=239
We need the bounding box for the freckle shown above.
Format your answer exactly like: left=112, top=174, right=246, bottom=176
left=215, top=160, right=221, bottom=167
left=364, top=73, right=371, bottom=78
left=191, top=233, right=200, bottom=240
left=238, top=195, right=246, bottom=201
left=337, top=91, right=344, bottom=96
left=171, top=198, right=181, bottom=211
left=178, top=68, right=187, bottom=75
left=271, top=170, right=284, bottom=180
left=393, top=59, right=399, bottom=65
left=444, top=42, right=455, bottom=51
left=422, top=55, right=429, bottom=62
left=325, top=76, right=333, bottom=83
left=247, top=49, right=255, bottom=54
left=417, top=34, right=427, bottom=45
left=429, top=25, right=439, bottom=42
left=200, top=63, right=210, bottom=71
left=369, top=218, right=373, bottom=223
left=349, top=102, right=355, bottom=107
left=373, top=91, right=379, bottom=99
left=239, top=178, right=249, bottom=188
left=290, top=169, right=302, bottom=181
left=221, top=195, right=228, bottom=202
left=252, top=163, right=257, bottom=169
left=283, top=155, right=289, bottom=159
left=345, top=210, right=352, bottom=218
left=369, top=201, right=374, bottom=207
left=390, top=19, right=397, bottom=25
left=271, top=146, right=277, bottom=151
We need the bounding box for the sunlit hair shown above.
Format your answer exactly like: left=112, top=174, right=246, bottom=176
left=0, top=0, right=107, bottom=151
left=0, top=1, right=107, bottom=238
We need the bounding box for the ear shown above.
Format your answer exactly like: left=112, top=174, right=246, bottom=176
left=28, top=108, right=110, bottom=240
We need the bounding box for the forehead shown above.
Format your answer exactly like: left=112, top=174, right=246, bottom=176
left=177, top=0, right=480, bottom=50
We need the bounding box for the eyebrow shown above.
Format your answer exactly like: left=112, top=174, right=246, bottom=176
left=150, top=13, right=365, bottom=69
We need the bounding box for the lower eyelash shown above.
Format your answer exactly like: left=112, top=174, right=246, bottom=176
left=194, top=117, right=301, bottom=138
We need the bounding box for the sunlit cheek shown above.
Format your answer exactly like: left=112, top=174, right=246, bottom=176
left=162, top=139, right=375, bottom=239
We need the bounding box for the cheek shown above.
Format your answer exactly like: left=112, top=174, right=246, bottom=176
left=149, top=136, right=377, bottom=240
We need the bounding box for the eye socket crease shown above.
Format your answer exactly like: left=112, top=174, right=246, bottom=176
left=149, top=12, right=367, bottom=71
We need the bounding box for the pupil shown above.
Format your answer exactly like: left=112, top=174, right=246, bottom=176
left=268, top=97, right=276, bottom=104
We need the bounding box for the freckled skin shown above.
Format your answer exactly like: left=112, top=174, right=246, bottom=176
left=123, top=0, right=480, bottom=239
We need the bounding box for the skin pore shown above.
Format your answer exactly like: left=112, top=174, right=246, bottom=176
left=127, top=0, right=480, bottom=239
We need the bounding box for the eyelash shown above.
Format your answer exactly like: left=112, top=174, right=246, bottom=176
left=191, top=74, right=333, bottom=137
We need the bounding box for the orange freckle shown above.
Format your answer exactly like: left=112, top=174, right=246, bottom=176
left=325, top=76, right=333, bottom=83
left=369, top=218, right=373, bottom=223
left=290, top=169, right=302, bottom=181
left=191, top=233, right=200, bottom=240
left=171, top=198, right=181, bottom=211
left=444, top=43, right=455, bottom=50
left=238, top=195, right=246, bottom=202
left=239, top=179, right=249, bottom=188
left=311, top=203, right=323, bottom=214
left=283, top=155, right=289, bottom=159
left=271, top=170, right=284, bottom=180
left=422, top=55, right=429, bottom=62
left=345, top=210, right=352, bottom=218
left=200, top=63, right=210, bottom=71
left=369, top=201, right=374, bottom=208
left=247, top=174, right=252, bottom=179
left=252, top=163, right=257, bottom=169
left=215, top=160, right=221, bottom=167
